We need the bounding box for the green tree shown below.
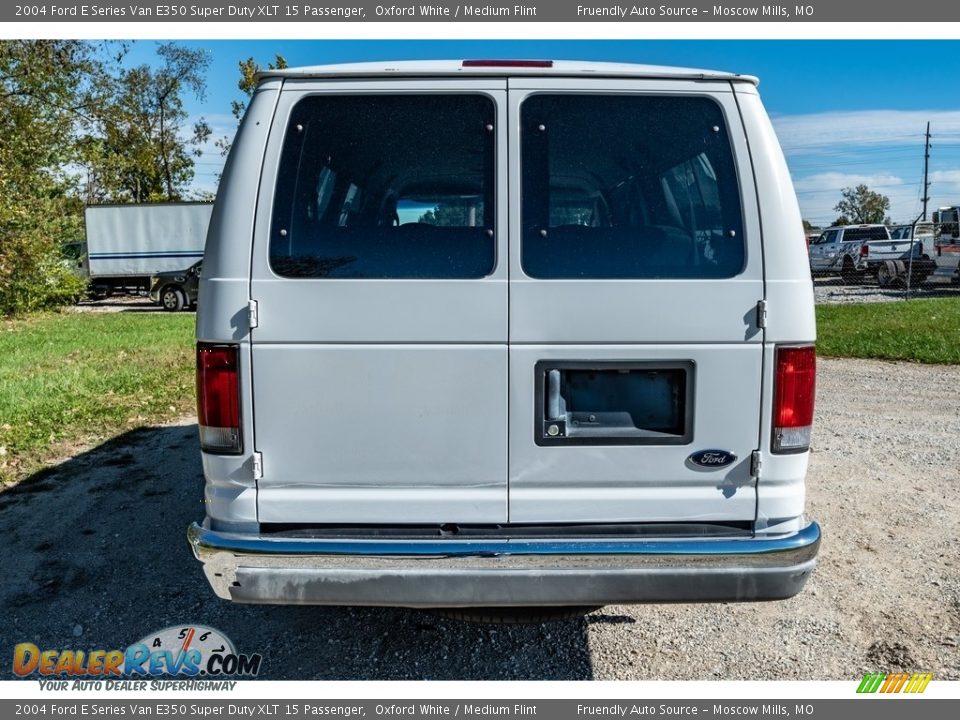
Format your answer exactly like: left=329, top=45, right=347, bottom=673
left=86, top=43, right=211, bottom=202
left=0, top=40, right=99, bottom=314
left=216, top=54, right=287, bottom=158
left=833, top=184, right=891, bottom=225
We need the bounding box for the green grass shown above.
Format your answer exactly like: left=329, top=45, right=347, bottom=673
left=0, top=312, right=195, bottom=485
left=816, top=297, right=960, bottom=364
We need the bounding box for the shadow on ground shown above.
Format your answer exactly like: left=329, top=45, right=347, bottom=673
left=0, top=424, right=592, bottom=680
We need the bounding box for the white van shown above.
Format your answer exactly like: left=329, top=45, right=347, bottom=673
left=188, top=60, right=820, bottom=619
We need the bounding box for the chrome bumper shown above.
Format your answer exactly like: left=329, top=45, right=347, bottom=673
left=187, top=521, right=821, bottom=607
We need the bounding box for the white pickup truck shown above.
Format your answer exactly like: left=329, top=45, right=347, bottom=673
left=808, top=223, right=935, bottom=286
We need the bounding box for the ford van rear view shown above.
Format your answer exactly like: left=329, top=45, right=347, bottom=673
left=188, top=60, right=820, bottom=619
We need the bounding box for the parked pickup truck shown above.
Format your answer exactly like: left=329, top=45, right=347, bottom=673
left=808, top=223, right=935, bottom=285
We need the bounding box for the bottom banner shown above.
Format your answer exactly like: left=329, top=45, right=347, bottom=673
left=2, top=700, right=957, bottom=720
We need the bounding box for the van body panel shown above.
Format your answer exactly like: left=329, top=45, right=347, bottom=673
left=252, top=344, right=508, bottom=523
left=249, top=80, right=508, bottom=523
left=504, top=80, right=763, bottom=521
left=259, top=60, right=759, bottom=85
left=508, top=344, right=760, bottom=522
left=507, top=80, right=765, bottom=344
left=731, top=90, right=816, bottom=344
left=196, top=347, right=258, bottom=529
left=732, top=87, right=813, bottom=529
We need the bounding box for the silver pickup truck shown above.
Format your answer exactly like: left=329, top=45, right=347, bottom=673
left=809, top=223, right=935, bottom=285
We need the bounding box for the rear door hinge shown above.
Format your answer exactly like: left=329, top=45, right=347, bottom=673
left=756, top=300, right=767, bottom=329
left=252, top=451, right=263, bottom=480
left=247, top=299, right=259, bottom=330
left=751, top=450, right=762, bottom=479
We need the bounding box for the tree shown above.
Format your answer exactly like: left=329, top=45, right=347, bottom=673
left=418, top=202, right=483, bottom=226
left=0, top=40, right=100, bottom=313
left=86, top=43, right=211, bottom=202
left=216, top=54, right=287, bottom=158
left=833, top=184, right=891, bottom=225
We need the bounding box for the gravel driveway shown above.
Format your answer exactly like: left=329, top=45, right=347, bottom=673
left=2, top=358, right=958, bottom=680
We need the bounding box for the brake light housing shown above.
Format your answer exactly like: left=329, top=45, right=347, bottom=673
left=461, top=59, right=553, bottom=68
left=860, top=243, right=869, bottom=257
left=772, top=345, right=816, bottom=454
left=197, top=343, right=242, bottom=454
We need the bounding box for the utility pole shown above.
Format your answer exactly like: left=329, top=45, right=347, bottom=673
left=922, top=121, right=931, bottom=220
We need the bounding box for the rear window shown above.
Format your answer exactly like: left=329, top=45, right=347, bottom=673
left=521, top=94, right=745, bottom=279
left=270, top=94, right=496, bottom=279
left=843, top=227, right=890, bottom=242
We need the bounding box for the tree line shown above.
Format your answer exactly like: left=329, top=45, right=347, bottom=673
left=0, top=40, right=283, bottom=315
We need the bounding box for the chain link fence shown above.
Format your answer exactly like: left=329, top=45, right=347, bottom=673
left=808, top=215, right=960, bottom=304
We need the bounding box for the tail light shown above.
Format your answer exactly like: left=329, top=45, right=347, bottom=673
left=197, top=343, right=242, bottom=454
left=860, top=244, right=869, bottom=257
left=772, top=345, right=816, bottom=453
left=462, top=60, right=553, bottom=68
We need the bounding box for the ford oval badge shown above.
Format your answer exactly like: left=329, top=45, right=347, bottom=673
left=688, top=450, right=737, bottom=468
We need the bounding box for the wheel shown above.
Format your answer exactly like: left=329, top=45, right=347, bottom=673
left=840, top=257, right=861, bottom=285
left=160, top=286, right=186, bottom=312
left=428, top=606, right=603, bottom=624
left=877, top=260, right=897, bottom=288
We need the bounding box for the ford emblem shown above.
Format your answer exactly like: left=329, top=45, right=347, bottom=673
left=688, top=450, right=737, bottom=468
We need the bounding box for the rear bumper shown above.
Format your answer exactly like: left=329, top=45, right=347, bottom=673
left=187, top=521, right=821, bottom=607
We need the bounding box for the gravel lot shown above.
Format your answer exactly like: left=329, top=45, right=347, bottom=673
left=813, top=275, right=960, bottom=304
left=1, top=358, right=958, bottom=680
left=70, top=295, right=165, bottom=313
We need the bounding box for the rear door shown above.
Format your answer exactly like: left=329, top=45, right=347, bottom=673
left=507, top=80, right=764, bottom=523
left=808, top=230, right=837, bottom=271
left=250, top=80, right=509, bottom=524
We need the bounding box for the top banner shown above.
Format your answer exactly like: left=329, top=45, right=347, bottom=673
left=4, top=1, right=958, bottom=23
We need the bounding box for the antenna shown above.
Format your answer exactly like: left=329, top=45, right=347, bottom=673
left=922, top=121, right=931, bottom=220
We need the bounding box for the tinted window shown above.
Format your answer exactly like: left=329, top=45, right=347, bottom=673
left=843, top=227, right=889, bottom=242
left=270, top=95, right=495, bottom=279
left=521, top=95, right=744, bottom=279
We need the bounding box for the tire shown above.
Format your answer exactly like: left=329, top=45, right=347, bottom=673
left=428, top=606, right=603, bottom=625
left=910, top=256, right=934, bottom=286
left=877, top=260, right=897, bottom=288
left=160, top=286, right=186, bottom=312
left=840, top=257, right=861, bottom=285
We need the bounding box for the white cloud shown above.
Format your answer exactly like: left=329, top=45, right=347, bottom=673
left=928, top=169, right=960, bottom=184
left=772, top=109, right=960, bottom=153
left=770, top=110, right=960, bottom=223
left=792, top=172, right=905, bottom=193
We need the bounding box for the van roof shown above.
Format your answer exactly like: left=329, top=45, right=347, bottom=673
left=257, top=60, right=760, bottom=85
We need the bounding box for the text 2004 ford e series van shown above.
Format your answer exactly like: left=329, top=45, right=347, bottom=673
left=188, top=60, right=820, bottom=621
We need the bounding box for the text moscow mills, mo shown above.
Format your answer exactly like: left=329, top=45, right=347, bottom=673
left=576, top=5, right=812, bottom=18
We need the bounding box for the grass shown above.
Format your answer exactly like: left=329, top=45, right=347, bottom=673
left=0, top=311, right=195, bottom=485
left=816, top=297, right=960, bottom=365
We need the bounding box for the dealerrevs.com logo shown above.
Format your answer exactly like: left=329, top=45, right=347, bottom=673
left=13, top=625, right=262, bottom=689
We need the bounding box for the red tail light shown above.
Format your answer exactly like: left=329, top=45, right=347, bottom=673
left=462, top=60, right=553, bottom=68
left=772, top=345, right=816, bottom=453
left=197, top=343, right=242, bottom=454
left=860, top=244, right=869, bottom=257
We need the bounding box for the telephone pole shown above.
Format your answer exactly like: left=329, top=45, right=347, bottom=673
left=922, top=121, right=931, bottom=220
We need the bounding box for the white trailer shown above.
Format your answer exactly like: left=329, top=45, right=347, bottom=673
left=81, top=203, right=212, bottom=295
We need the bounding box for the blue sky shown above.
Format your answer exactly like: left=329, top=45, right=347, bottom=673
left=126, top=40, right=960, bottom=226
